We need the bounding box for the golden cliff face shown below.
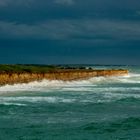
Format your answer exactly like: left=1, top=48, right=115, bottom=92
left=0, top=70, right=128, bottom=85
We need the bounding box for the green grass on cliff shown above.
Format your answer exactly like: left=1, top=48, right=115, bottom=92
left=0, top=64, right=95, bottom=74
left=0, top=65, right=57, bottom=73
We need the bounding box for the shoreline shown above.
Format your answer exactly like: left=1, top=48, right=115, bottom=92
left=0, top=69, right=128, bottom=86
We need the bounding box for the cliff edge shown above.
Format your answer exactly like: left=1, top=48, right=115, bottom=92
left=0, top=69, right=128, bottom=85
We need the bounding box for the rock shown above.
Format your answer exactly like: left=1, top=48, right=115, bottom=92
left=0, top=69, right=128, bottom=85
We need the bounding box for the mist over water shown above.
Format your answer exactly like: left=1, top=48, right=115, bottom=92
left=0, top=66, right=140, bottom=140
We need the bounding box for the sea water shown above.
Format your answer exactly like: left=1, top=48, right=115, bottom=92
left=0, top=66, right=140, bottom=140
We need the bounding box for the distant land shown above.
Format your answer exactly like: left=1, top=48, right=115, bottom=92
left=0, top=64, right=128, bottom=85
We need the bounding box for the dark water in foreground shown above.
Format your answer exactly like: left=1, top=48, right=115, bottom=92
left=0, top=66, right=140, bottom=140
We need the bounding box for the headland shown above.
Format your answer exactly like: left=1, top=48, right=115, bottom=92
left=0, top=65, right=128, bottom=85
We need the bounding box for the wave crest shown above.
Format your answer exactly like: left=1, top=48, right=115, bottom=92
left=0, top=73, right=140, bottom=92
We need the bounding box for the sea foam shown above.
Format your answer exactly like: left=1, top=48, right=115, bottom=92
left=0, top=73, right=139, bottom=93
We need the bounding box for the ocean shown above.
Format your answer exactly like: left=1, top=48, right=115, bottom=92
left=0, top=66, right=140, bottom=140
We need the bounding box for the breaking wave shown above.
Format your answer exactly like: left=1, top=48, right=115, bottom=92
left=0, top=73, right=139, bottom=93
left=0, top=72, right=140, bottom=105
left=0, top=91, right=140, bottom=105
left=0, top=102, right=27, bottom=106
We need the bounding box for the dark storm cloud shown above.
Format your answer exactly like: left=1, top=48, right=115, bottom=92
left=0, top=0, right=140, bottom=23
left=0, top=0, right=140, bottom=64
left=0, top=0, right=35, bottom=7
left=54, top=0, right=75, bottom=5
left=0, top=0, right=139, bottom=9
left=0, top=40, right=139, bottom=64
left=0, top=19, right=140, bottom=41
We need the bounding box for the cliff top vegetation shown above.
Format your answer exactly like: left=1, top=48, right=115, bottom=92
left=0, top=64, right=57, bottom=73
left=0, top=64, right=91, bottom=73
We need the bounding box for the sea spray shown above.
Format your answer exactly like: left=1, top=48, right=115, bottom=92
left=0, top=72, right=139, bottom=93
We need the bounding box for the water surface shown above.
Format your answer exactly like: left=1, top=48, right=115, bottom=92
left=0, top=66, right=140, bottom=140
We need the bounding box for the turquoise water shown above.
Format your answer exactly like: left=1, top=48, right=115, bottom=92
left=0, top=66, right=140, bottom=140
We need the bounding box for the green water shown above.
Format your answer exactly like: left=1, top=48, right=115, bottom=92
left=0, top=66, right=140, bottom=140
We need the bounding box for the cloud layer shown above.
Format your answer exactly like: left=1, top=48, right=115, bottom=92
left=0, top=0, right=140, bottom=64
left=0, top=19, right=140, bottom=41
left=0, top=0, right=35, bottom=7
left=54, top=0, right=75, bottom=5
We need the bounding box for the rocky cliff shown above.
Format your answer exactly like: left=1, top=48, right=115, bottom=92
left=0, top=69, right=128, bottom=85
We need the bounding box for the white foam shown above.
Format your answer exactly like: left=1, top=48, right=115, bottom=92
left=88, top=73, right=140, bottom=84
left=0, top=73, right=139, bottom=93
left=0, top=102, right=27, bottom=106
left=0, top=79, right=97, bottom=93
left=0, top=96, right=76, bottom=103
left=0, top=90, right=140, bottom=105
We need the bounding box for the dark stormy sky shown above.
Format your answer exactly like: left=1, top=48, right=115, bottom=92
left=0, top=0, right=140, bottom=65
